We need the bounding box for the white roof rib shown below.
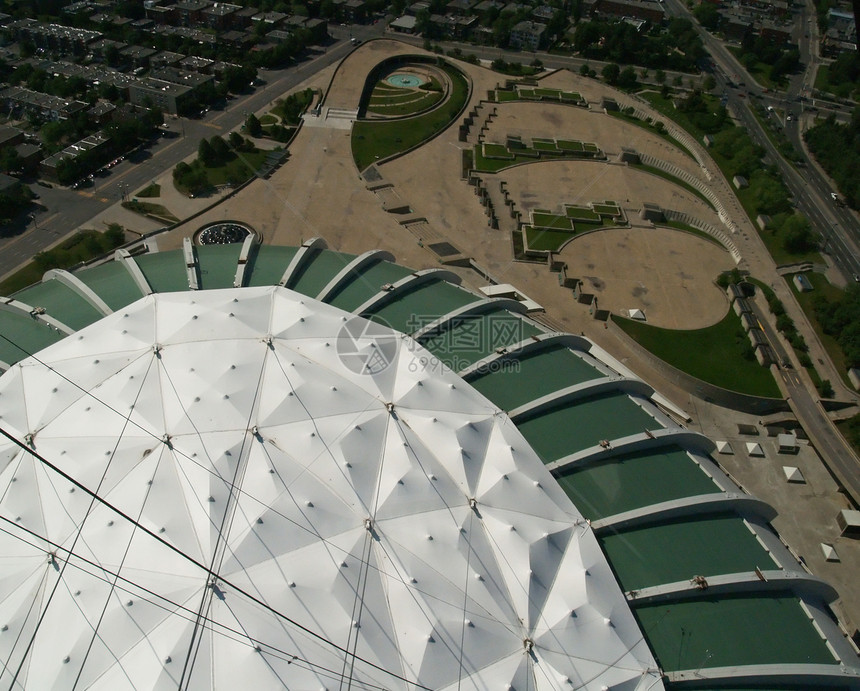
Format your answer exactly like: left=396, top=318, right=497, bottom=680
left=0, top=285, right=661, bottom=691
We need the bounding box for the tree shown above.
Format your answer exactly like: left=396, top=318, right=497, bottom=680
left=693, top=1, right=719, bottom=30
left=579, top=63, right=590, bottom=77
left=601, top=62, right=620, bottom=85
left=228, top=131, right=245, bottom=150
left=781, top=214, right=818, bottom=255
left=618, top=66, right=637, bottom=88
left=654, top=69, right=666, bottom=84
left=210, top=135, right=230, bottom=162
left=0, top=147, right=22, bottom=173
left=702, top=74, right=716, bottom=91
left=198, top=138, right=217, bottom=167
left=245, top=113, right=262, bottom=138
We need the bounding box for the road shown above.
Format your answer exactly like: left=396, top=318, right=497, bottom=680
left=751, top=296, right=860, bottom=504
left=0, top=38, right=355, bottom=279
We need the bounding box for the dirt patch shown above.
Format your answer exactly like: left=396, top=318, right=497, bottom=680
left=561, top=227, right=733, bottom=329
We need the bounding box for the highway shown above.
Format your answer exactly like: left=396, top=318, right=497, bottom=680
left=662, top=0, right=860, bottom=284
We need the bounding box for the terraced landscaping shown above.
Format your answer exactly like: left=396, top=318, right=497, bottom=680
left=473, top=137, right=602, bottom=173
left=352, top=61, right=469, bottom=171
left=367, top=78, right=444, bottom=117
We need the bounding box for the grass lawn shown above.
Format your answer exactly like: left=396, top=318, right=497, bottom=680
left=663, top=219, right=726, bottom=249
left=615, top=310, right=782, bottom=398
left=259, top=114, right=278, bottom=125
left=525, top=226, right=575, bottom=251
left=565, top=204, right=601, bottom=221
left=483, top=142, right=513, bottom=158
left=368, top=90, right=443, bottom=116
left=631, top=163, right=714, bottom=209
left=750, top=216, right=822, bottom=266
left=607, top=107, right=697, bottom=161
left=786, top=272, right=851, bottom=387
left=352, top=63, right=468, bottom=171
left=122, top=200, right=178, bottom=222
left=136, top=183, right=160, bottom=198
left=532, top=212, right=573, bottom=229
left=205, top=150, right=268, bottom=186
left=557, top=140, right=584, bottom=151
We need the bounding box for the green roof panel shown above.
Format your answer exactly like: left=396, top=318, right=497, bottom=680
left=245, top=246, right=299, bottom=287
left=516, top=391, right=661, bottom=462
left=134, top=250, right=189, bottom=293
left=197, top=244, right=244, bottom=290
left=599, top=513, right=780, bottom=591
left=14, top=279, right=103, bottom=331
left=326, top=260, right=413, bottom=312
left=469, top=343, right=605, bottom=410
left=555, top=445, right=719, bottom=520
left=74, top=261, right=146, bottom=311
left=635, top=592, right=837, bottom=671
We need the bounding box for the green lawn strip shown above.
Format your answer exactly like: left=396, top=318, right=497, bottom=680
left=135, top=183, right=160, bottom=198
left=565, top=204, right=601, bottom=221
left=367, top=92, right=443, bottom=117
left=0, top=228, right=126, bottom=295
left=525, top=226, right=576, bottom=251
left=482, top=142, right=513, bottom=158
left=630, top=163, right=714, bottom=209
left=352, top=64, right=469, bottom=171
left=495, top=90, right=519, bottom=102
left=607, top=107, right=697, bottom=161
left=557, top=140, right=584, bottom=152
left=662, top=219, right=726, bottom=249
left=615, top=310, right=782, bottom=398
left=258, top=114, right=278, bottom=125
left=533, top=140, right=559, bottom=152
left=370, top=91, right=420, bottom=105
left=746, top=209, right=823, bottom=265
left=531, top=212, right=573, bottom=229
left=836, top=414, right=860, bottom=458
left=122, top=200, right=179, bottom=222
left=207, top=150, right=269, bottom=186
left=786, top=272, right=851, bottom=388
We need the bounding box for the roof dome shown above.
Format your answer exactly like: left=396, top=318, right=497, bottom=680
left=0, top=286, right=658, bottom=690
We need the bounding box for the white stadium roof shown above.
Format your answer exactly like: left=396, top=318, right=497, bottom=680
left=0, top=286, right=660, bottom=690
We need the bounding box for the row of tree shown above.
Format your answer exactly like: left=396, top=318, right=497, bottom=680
left=805, top=108, right=860, bottom=210
left=814, top=284, right=860, bottom=369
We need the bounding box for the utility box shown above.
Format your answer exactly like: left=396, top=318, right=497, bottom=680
left=836, top=509, right=860, bottom=538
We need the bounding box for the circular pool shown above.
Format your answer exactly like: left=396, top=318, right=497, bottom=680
left=386, top=73, right=426, bottom=88
left=196, top=221, right=253, bottom=245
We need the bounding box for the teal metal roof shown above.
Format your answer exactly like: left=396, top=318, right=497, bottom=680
left=554, top=445, right=719, bottom=520
left=134, top=250, right=189, bottom=293
left=197, top=244, right=244, bottom=290
left=0, top=310, right=64, bottom=365
left=290, top=248, right=357, bottom=297
left=245, top=245, right=299, bottom=287
left=364, top=279, right=476, bottom=333
left=421, top=306, right=543, bottom=370
left=74, top=260, right=145, bottom=311
left=635, top=592, right=837, bottom=670
left=515, top=390, right=663, bottom=462
left=467, top=342, right=605, bottom=410
left=599, top=512, right=779, bottom=591
left=14, top=279, right=103, bottom=331
left=326, top=259, right=413, bottom=312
